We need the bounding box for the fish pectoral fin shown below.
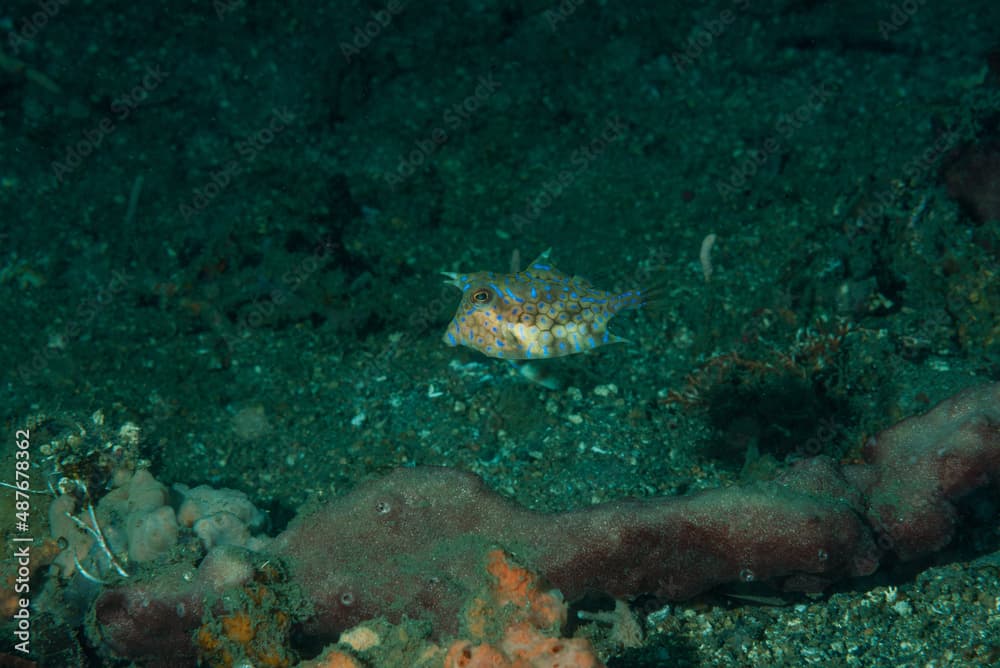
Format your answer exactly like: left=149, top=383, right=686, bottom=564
left=509, top=360, right=562, bottom=390
left=501, top=326, right=522, bottom=351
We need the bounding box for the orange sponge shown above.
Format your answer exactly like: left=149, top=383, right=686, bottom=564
left=501, top=622, right=601, bottom=668
left=296, top=648, right=361, bottom=668
left=485, top=549, right=567, bottom=630
left=443, top=550, right=603, bottom=668
left=443, top=640, right=511, bottom=668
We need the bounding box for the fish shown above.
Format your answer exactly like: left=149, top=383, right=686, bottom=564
left=441, top=248, right=650, bottom=360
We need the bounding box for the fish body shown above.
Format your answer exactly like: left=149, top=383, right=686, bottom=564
left=442, top=249, right=646, bottom=360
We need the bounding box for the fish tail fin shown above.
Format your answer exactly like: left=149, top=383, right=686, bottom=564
left=612, top=276, right=669, bottom=315
left=631, top=269, right=671, bottom=315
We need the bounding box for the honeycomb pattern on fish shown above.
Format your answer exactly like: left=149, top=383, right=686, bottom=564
left=442, top=249, right=646, bottom=360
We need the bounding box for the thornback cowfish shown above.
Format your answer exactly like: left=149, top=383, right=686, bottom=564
left=441, top=248, right=651, bottom=360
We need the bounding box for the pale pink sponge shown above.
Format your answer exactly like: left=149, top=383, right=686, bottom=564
left=852, top=381, right=1000, bottom=559
left=92, top=383, right=1000, bottom=666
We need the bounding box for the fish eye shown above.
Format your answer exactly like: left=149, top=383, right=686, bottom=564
left=471, top=289, right=491, bottom=303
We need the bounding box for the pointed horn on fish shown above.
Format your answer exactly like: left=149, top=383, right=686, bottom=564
left=441, top=271, right=463, bottom=287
